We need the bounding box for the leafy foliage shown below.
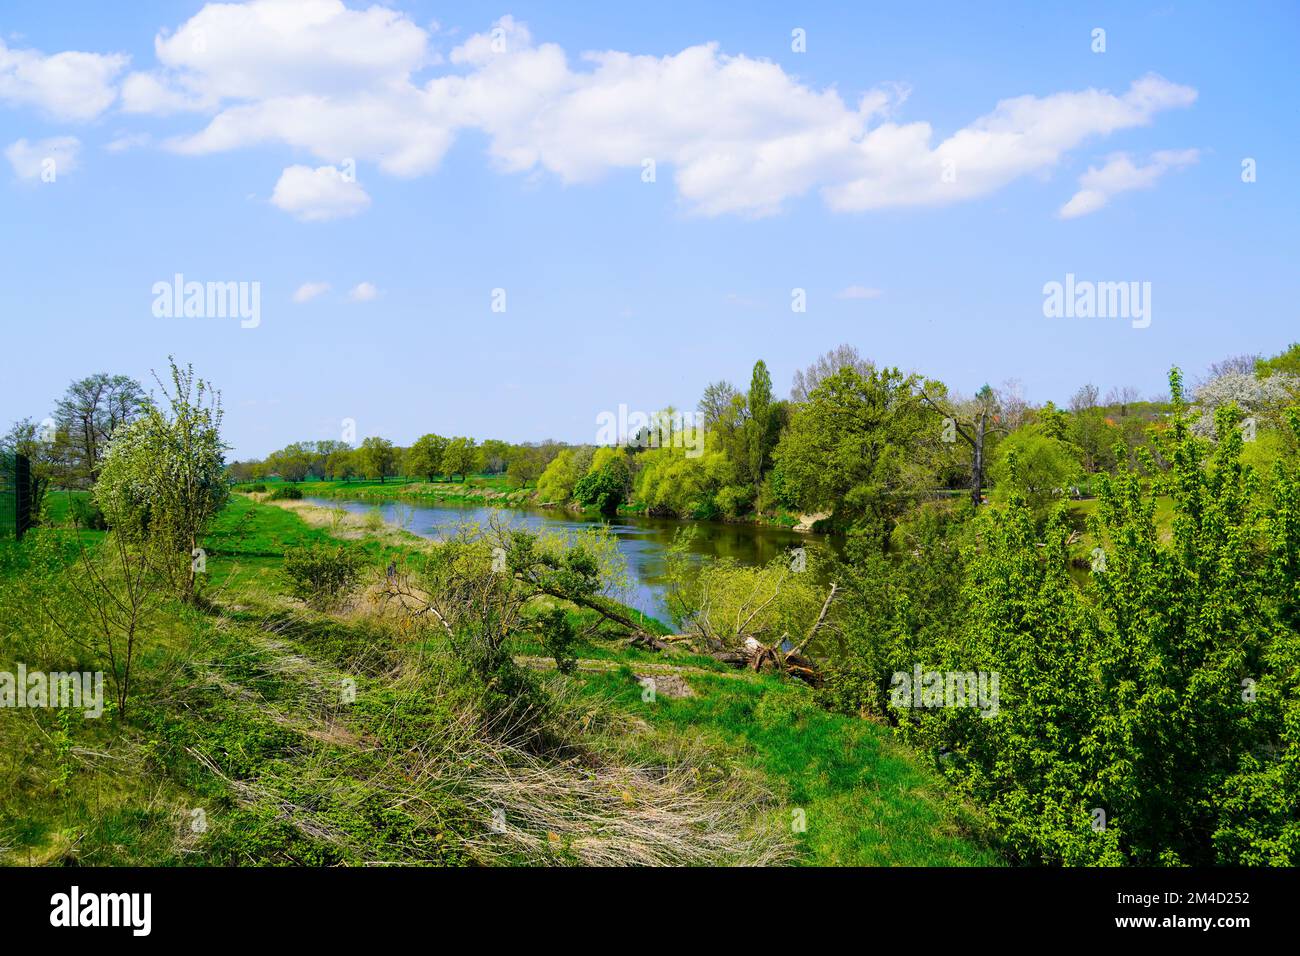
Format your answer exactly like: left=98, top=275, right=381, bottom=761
left=283, top=544, right=362, bottom=609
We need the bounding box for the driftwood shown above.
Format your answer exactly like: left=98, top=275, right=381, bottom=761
left=628, top=632, right=675, bottom=652
left=705, top=582, right=838, bottom=686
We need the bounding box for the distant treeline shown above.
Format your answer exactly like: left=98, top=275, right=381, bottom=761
left=226, top=341, right=1300, bottom=547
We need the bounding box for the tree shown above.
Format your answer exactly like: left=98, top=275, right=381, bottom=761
left=313, top=440, right=350, bottom=479
left=1, top=418, right=63, bottom=526
left=266, top=441, right=313, bottom=482
left=1193, top=371, right=1300, bottom=438
left=536, top=447, right=592, bottom=504
left=573, top=446, right=631, bottom=514
left=406, top=433, right=448, bottom=481
left=920, top=382, right=1003, bottom=509
left=1257, top=342, right=1300, bottom=379
left=634, top=445, right=731, bottom=517
left=441, top=436, right=480, bottom=482
left=54, top=373, right=147, bottom=487
left=327, top=446, right=358, bottom=481
left=790, top=343, right=874, bottom=404
left=697, top=380, right=740, bottom=430
left=1105, top=385, right=1142, bottom=417
left=480, top=439, right=511, bottom=474
left=773, top=366, right=929, bottom=550
left=1069, top=383, right=1100, bottom=413
left=989, top=427, right=1081, bottom=512
left=358, top=436, right=398, bottom=483
left=1067, top=405, right=1117, bottom=473
left=889, top=370, right=1300, bottom=864
left=506, top=442, right=558, bottom=489
left=226, top=460, right=256, bottom=483
left=745, top=360, right=776, bottom=490
left=1207, top=353, right=1261, bottom=379
left=995, top=379, right=1031, bottom=431
left=94, top=359, right=229, bottom=602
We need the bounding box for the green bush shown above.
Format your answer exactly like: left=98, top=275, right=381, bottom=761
left=282, top=545, right=361, bottom=608
left=836, top=373, right=1300, bottom=865
left=268, top=484, right=303, bottom=500
left=241, top=483, right=267, bottom=493
left=67, top=495, right=108, bottom=530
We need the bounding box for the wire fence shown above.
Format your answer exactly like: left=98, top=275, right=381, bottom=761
left=0, top=451, right=32, bottom=539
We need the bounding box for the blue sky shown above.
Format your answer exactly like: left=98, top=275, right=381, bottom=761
left=1, top=0, right=1297, bottom=459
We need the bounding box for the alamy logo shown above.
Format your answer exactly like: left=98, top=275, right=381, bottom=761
left=0, top=666, right=103, bottom=718
left=152, top=273, right=261, bottom=329
left=889, top=665, right=1000, bottom=718
left=595, top=404, right=705, bottom=458
left=1042, top=273, right=1151, bottom=329
left=50, top=886, right=151, bottom=936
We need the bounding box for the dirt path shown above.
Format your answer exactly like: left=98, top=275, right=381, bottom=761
left=513, top=654, right=761, bottom=698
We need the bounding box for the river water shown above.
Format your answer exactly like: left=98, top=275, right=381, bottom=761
left=304, top=496, right=825, bottom=624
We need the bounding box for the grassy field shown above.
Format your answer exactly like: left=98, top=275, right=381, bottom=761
left=1, top=492, right=999, bottom=867
left=247, top=474, right=534, bottom=507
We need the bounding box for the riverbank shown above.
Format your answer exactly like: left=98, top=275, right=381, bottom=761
left=238, top=476, right=813, bottom=531
left=1, top=492, right=999, bottom=867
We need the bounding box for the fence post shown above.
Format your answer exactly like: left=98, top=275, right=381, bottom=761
left=15, top=452, right=32, bottom=539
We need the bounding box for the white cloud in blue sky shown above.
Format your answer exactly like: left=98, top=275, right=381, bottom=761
left=5, top=134, right=79, bottom=179
left=2, top=1, right=1198, bottom=219
left=271, top=164, right=371, bottom=221
left=292, top=281, right=330, bottom=304
left=1058, top=148, right=1200, bottom=219
left=0, top=37, right=125, bottom=120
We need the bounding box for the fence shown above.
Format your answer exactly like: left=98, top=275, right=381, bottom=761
left=0, top=451, right=33, bottom=539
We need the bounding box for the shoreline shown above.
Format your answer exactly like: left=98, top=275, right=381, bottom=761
left=244, top=478, right=822, bottom=533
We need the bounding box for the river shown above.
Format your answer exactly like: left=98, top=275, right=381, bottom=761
left=304, top=496, right=827, bottom=624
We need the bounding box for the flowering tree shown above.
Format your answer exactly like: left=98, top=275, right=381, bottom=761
left=95, top=359, right=229, bottom=601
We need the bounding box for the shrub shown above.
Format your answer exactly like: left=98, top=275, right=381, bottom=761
left=93, top=359, right=228, bottom=602
left=862, top=373, right=1300, bottom=865
left=537, top=606, right=578, bottom=675
left=283, top=545, right=362, bottom=608
left=268, top=484, right=303, bottom=500
left=67, top=495, right=108, bottom=530
left=241, top=483, right=267, bottom=493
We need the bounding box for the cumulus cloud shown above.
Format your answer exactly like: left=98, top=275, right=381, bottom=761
left=0, top=38, right=126, bottom=121
left=5, top=136, right=81, bottom=180
left=22, top=1, right=1197, bottom=218
left=292, top=281, right=331, bottom=303
left=270, top=164, right=371, bottom=221
left=1058, top=148, right=1199, bottom=219
left=348, top=281, right=378, bottom=302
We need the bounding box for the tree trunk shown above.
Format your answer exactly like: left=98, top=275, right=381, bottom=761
left=970, top=411, right=986, bottom=509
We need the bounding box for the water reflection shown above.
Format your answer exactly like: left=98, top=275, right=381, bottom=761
left=304, top=497, right=830, bottom=624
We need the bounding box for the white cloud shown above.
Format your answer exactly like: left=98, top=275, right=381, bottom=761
left=150, top=0, right=428, bottom=100
left=348, top=281, right=378, bottom=302
left=120, top=71, right=213, bottom=115
left=270, top=164, right=370, bottom=221
left=0, top=38, right=126, bottom=121
left=293, top=281, right=330, bottom=303
left=1058, top=148, right=1199, bottom=219
left=5, top=136, right=80, bottom=180
left=838, top=285, right=882, bottom=300
left=105, top=132, right=151, bottom=153
left=105, top=5, right=1201, bottom=218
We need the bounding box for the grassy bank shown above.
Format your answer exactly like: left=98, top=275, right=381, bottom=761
left=1, top=493, right=998, bottom=866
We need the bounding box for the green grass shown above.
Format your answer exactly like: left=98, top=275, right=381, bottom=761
left=567, top=665, right=1000, bottom=866
left=2, top=493, right=1002, bottom=868
left=242, top=474, right=528, bottom=503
